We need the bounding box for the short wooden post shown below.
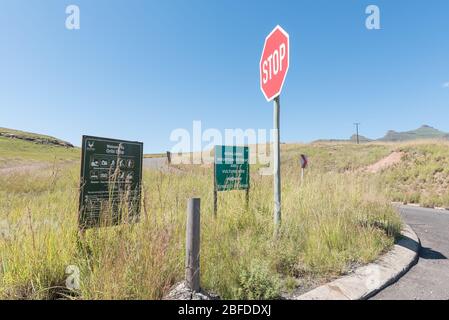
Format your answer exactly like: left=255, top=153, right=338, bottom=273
left=186, top=198, right=201, bottom=292
left=166, top=151, right=171, bottom=167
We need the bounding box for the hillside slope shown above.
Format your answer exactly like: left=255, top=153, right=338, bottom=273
left=0, top=128, right=79, bottom=167
left=379, top=141, right=449, bottom=207
left=0, top=127, right=74, bottom=147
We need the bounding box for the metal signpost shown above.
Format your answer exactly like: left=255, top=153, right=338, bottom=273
left=213, top=145, right=250, bottom=216
left=78, top=135, right=143, bottom=229
left=260, top=25, right=290, bottom=232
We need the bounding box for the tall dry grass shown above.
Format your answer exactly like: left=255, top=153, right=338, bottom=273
left=0, top=154, right=401, bottom=299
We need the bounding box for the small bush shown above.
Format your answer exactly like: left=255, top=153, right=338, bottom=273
left=234, top=261, right=281, bottom=300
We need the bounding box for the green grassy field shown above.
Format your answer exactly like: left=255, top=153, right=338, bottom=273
left=5, top=134, right=449, bottom=299
left=4, top=134, right=448, bottom=299
left=0, top=136, right=409, bottom=299
left=0, top=132, right=79, bottom=167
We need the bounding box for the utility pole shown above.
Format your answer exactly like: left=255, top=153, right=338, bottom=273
left=354, top=123, right=360, bottom=144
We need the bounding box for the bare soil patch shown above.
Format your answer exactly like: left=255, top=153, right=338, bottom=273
left=364, top=151, right=404, bottom=173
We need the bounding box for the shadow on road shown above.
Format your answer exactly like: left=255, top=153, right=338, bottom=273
left=397, top=235, right=446, bottom=260
left=397, top=234, right=419, bottom=252
left=420, top=247, right=447, bottom=260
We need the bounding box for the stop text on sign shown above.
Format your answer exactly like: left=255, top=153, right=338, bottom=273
left=261, top=42, right=286, bottom=85
left=259, top=25, right=290, bottom=101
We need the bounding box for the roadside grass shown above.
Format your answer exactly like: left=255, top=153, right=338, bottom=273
left=281, top=142, right=392, bottom=172
left=378, top=140, right=449, bottom=208
left=0, top=147, right=402, bottom=299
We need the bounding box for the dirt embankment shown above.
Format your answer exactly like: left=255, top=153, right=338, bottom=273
left=364, top=151, right=404, bottom=173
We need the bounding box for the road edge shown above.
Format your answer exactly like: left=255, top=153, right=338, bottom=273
left=292, top=224, right=420, bottom=300
left=392, top=201, right=449, bottom=211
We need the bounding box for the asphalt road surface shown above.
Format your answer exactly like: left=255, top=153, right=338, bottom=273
left=371, top=205, right=449, bottom=300
left=143, top=157, right=167, bottom=170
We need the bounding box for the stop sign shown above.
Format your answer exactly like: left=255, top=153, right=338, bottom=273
left=260, top=25, right=290, bottom=101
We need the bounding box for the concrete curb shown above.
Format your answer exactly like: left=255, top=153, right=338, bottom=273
left=293, top=224, right=420, bottom=300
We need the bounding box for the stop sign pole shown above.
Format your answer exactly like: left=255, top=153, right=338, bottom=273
left=260, top=25, right=289, bottom=234
left=273, top=95, right=281, bottom=230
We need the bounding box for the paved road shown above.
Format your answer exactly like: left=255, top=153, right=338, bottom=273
left=143, top=157, right=167, bottom=170
left=371, top=205, right=449, bottom=300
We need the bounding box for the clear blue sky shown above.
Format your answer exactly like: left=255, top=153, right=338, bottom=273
left=1, top=0, right=448, bottom=153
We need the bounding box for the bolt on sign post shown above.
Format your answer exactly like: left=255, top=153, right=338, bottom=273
left=260, top=25, right=290, bottom=231
left=78, top=136, right=143, bottom=230
left=214, top=145, right=250, bottom=216
left=299, top=154, right=308, bottom=184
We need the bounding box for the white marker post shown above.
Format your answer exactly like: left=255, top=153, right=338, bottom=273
left=300, top=154, right=308, bottom=185
left=260, top=26, right=290, bottom=234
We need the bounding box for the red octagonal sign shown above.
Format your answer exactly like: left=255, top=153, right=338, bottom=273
left=260, top=25, right=290, bottom=101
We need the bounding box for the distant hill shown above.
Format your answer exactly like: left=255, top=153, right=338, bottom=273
left=314, top=125, right=449, bottom=143
left=378, top=125, right=449, bottom=142
left=0, top=127, right=74, bottom=148
left=349, top=134, right=373, bottom=143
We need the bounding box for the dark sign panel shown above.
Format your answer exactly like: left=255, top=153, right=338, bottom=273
left=214, top=145, right=249, bottom=191
left=79, top=135, right=143, bottom=229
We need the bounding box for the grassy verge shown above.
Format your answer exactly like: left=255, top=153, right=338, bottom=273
left=379, top=140, right=449, bottom=207
left=0, top=151, right=401, bottom=299
left=0, top=137, right=79, bottom=167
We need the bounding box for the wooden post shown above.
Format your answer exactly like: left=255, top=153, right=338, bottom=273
left=186, top=198, right=201, bottom=292
left=166, top=151, right=171, bottom=166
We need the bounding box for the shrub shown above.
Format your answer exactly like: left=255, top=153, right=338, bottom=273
left=234, top=261, right=281, bottom=300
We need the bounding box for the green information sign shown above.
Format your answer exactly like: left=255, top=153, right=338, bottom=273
left=79, top=135, right=143, bottom=229
left=214, top=145, right=249, bottom=191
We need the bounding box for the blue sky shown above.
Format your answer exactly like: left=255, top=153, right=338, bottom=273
left=0, top=0, right=448, bottom=153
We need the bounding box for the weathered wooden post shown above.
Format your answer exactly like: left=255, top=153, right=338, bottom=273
left=186, top=198, right=201, bottom=292
left=166, top=151, right=171, bottom=166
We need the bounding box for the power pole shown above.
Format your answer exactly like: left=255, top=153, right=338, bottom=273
left=354, top=123, right=360, bottom=144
